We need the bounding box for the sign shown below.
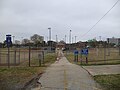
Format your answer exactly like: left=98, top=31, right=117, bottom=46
left=74, top=50, right=79, bottom=55
left=81, top=48, right=88, bottom=55
left=6, top=35, right=12, bottom=47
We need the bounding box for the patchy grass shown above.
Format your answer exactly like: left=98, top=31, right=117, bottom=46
left=65, top=50, right=120, bottom=65
left=65, top=52, right=74, bottom=63
left=44, top=53, right=57, bottom=64
left=0, top=67, right=44, bottom=90
left=0, top=53, right=56, bottom=90
left=94, top=74, right=120, bottom=90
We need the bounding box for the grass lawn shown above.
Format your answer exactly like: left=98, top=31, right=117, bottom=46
left=65, top=50, right=120, bottom=65
left=0, top=53, right=56, bottom=90
left=94, top=74, right=120, bottom=90
left=65, top=52, right=120, bottom=90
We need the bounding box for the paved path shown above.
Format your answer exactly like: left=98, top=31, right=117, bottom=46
left=38, top=51, right=101, bottom=90
left=83, top=65, right=120, bottom=76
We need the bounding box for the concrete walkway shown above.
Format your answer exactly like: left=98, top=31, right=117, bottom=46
left=83, top=65, right=120, bottom=76
left=38, top=51, right=102, bottom=90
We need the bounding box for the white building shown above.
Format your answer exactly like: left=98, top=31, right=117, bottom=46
left=107, top=37, right=120, bottom=45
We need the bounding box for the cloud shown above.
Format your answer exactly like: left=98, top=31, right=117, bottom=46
left=0, top=0, right=120, bottom=42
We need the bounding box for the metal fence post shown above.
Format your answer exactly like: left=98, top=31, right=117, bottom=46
left=42, top=51, right=44, bottom=64
left=14, top=49, right=16, bottom=65
left=29, top=46, right=31, bottom=67
left=119, top=45, right=120, bottom=55
left=104, top=46, right=106, bottom=64
left=0, top=50, right=1, bottom=64
left=24, top=51, right=25, bottom=61
left=86, top=56, right=88, bottom=64
left=8, top=47, right=10, bottom=68
left=19, top=47, right=20, bottom=64
left=80, top=53, right=82, bottom=65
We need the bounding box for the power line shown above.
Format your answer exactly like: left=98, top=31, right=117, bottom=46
left=81, top=0, right=120, bottom=38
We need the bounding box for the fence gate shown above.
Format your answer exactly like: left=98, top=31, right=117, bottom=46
left=29, top=47, right=44, bottom=67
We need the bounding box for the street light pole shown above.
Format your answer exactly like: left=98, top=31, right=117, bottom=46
left=75, top=36, right=77, bottom=43
left=65, top=35, right=66, bottom=43
left=69, top=30, right=72, bottom=44
left=56, top=35, right=58, bottom=43
left=48, top=28, right=51, bottom=41
left=48, top=28, right=52, bottom=52
left=12, top=36, right=15, bottom=44
left=72, top=37, right=73, bottom=44
left=69, top=30, right=72, bottom=51
left=47, top=37, right=48, bottom=42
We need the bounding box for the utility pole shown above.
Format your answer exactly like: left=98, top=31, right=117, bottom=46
left=65, top=35, right=66, bottom=43
left=107, top=38, right=110, bottom=56
left=47, top=37, right=48, bottom=42
left=12, top=36, right=15, bottom=44
left=56, top=35, right=58, bottom=42
left=69, top=30, right=72, bottom=44
left=48, top=28, right=51, bottom=41
left=69, top=30, right=72, bottom=51
left=72, top=37, right=74, bottom=44
left=48, top=28, right=52, bottom=52
left=75, top=36, right=77, bottom=43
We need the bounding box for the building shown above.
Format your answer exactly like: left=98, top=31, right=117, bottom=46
left=107, top=37, right=120, bottom=45
left=56, top=42, right=65, bottom=50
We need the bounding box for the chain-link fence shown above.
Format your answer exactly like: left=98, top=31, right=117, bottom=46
left=0, top=47, right=45, bottom=67
left=83, top=47, right=120, bottom=65
left=66, top=47, right=120, bottom=65
left=86, top=47, right=120, bottom=64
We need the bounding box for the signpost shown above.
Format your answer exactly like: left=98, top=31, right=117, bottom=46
left=81, top=49, right=88, bottom=55
left=6, top=35, right=12, bottom=47
left=6, top=34, right=12, bottom=68
left=81, top=48, right=89, bottom=64
left=74, top=50, right=79, bottom=62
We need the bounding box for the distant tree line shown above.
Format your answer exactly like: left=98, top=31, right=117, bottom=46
left=0, top=35, right=119, bottom=48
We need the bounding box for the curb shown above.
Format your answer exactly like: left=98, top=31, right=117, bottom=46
left=22, top=72, right=43, bottom=90
left=81, top=66, right=94, bottom=77
left=81, top=66, right=103, bottom=90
